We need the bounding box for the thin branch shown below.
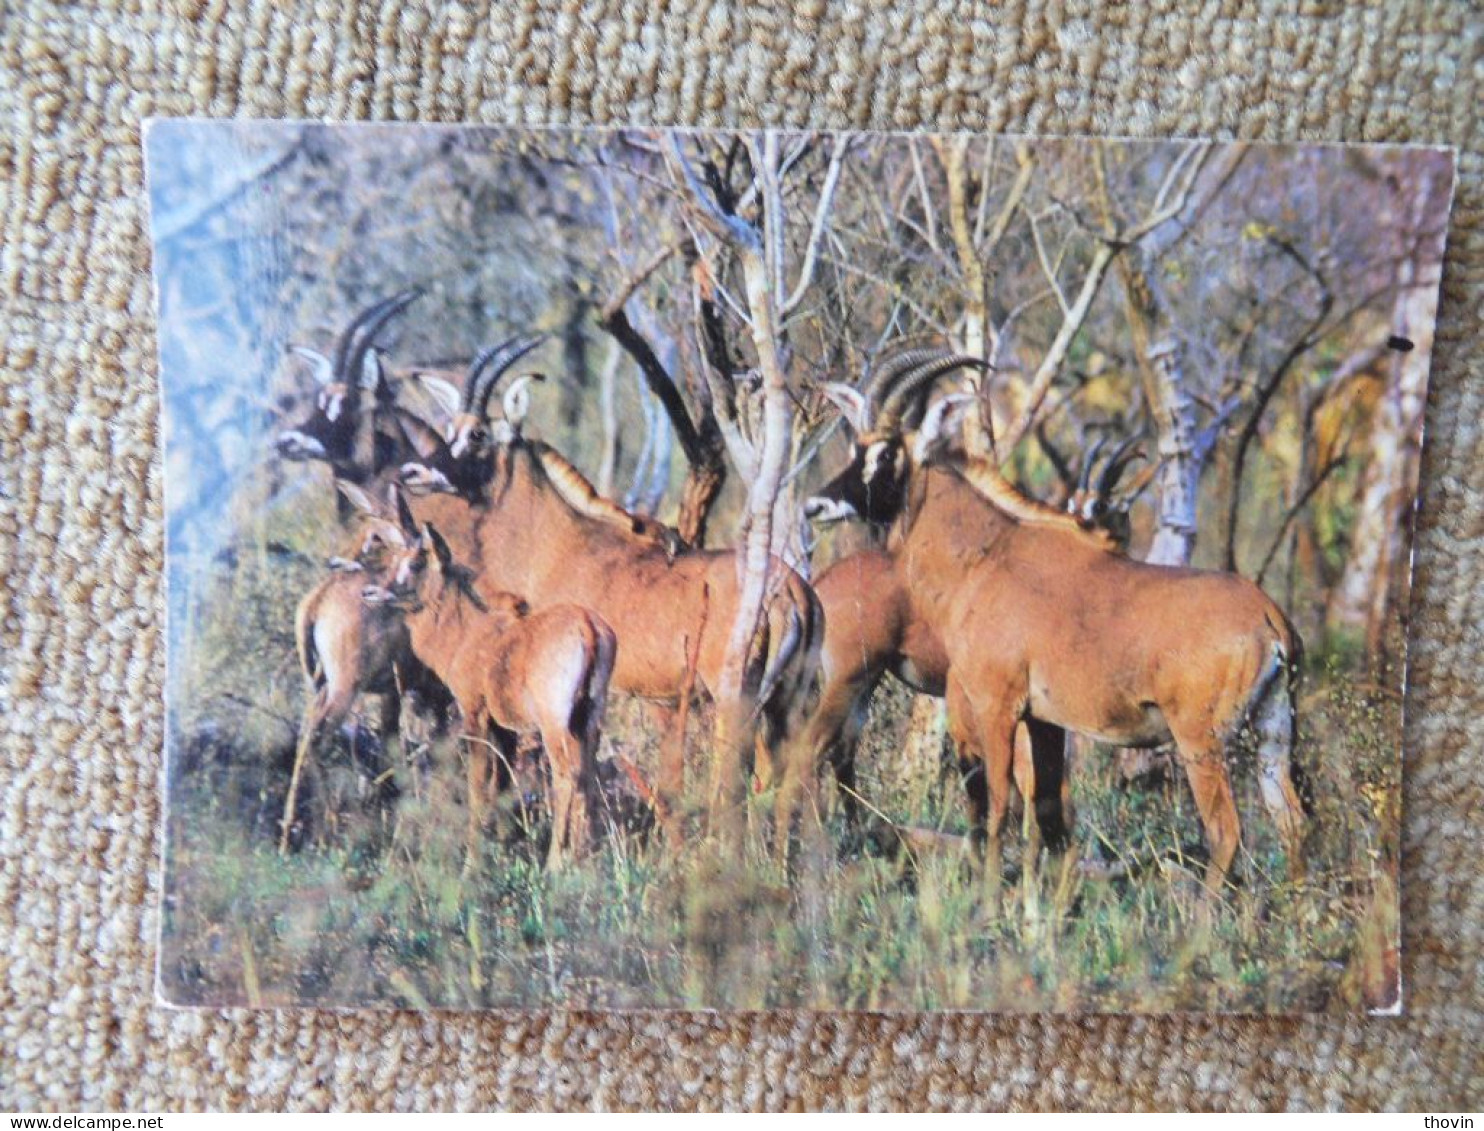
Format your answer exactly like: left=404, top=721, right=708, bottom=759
left=1029, top=211, right=1072, bottom=317
left=909, top=140, right=939, bottom=254
left=819, top=248, right=955, bottom=336
left=780, top=133, right=852, bottom=318
left=1223, top=235, right=1335, bottom=571
left=1119, top=143, right=1214, bottom=246
left=981, top=143, right=1035, bottom=256
left=1255, top=455, right=1349, bottom=586
left=599, top=242, right=683, bottom=320
left=998, top=241, right=1120, bottom=455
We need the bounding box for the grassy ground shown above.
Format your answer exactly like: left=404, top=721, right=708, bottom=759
left=159, top=547, right=1402, bottom=1013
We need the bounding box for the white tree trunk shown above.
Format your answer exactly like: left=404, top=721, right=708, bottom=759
left=1142, top=336, right=1202, bottom=567
left=595, top=339, right=623, bottom=498
left=1328, top=170, right=1443, bottom=654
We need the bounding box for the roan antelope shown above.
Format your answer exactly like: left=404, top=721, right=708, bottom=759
left=396, top=355, right=824, bottom=842
left=276, top=290, right=467, bottom=501
left=396, top=342, right=689, bottom=556
left=806, top=355, right=1309, bottom=904
left=364, top=512, right=617, bottom=871
left=281, top=483, right=454, bottom=853
left=800, top=366, right=1071, bottom=864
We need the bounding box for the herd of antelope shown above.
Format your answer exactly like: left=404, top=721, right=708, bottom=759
left=271, top=289, right=1312, bottom=907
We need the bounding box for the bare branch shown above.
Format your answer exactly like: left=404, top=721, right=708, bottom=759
left=780, top=133, right=852, bottom=318
left=998, top=241, right=1120, bottom=455
left=1223, top=235, right=1335, bottom=570
left=982, top=143, right=1035, bottom=256
left=599, top=242, right=683, bottom=321
left=1029, top=211, right=1072, bottom=317
left=663, top=133, right=763, bottom=253
left=1254, top=455, right=1349, bottom=586
left=909, top=140, right=939, bottom=254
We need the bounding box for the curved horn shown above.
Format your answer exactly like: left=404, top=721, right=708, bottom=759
left=1096, top=435, right=1144, bottom=497
left=331, top=290, right=411, bottom=379
left=472, top=333, right=547, bottom=419
left=875, top=353, right=991, bottom=434
left=289, top=346, right=335, bottom=386
left=863, top=345, right=959, bottom=419
left=460, top=335, right=523, bottom=413
left=342, top=287, right=422, bottom=388
left=1076, top=437, right=1108, bottom=493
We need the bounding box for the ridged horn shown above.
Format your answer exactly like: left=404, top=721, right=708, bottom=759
left=1096, top=435, right=1144, bottom=497
left=471, top=333, right=547, bottom=419
left=1077, top=437, right=1108, bottom=493
left=341, top=288, right=422, bottom=390
left=331, top=290, right=411, bottom=380
left=862, top=344, right=957, bottom=421
left=460, top=335, right=523, bottom=413
left=875, top=353, right=991, bottom=434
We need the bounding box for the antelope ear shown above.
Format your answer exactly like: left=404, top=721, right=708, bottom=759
left=336, top=479, right=381, bottom=518
left=423, top=522, right=454, bottom=571
left=290, top=346, right=335, bottom=386
left=502, top=373, right=545, bottom=428
left=912, top=393, right=974, bottom=462
left=820, top=383, right=868, bottom=432
left=391, top=483, right=419, bottom=538
left=414, top=373, right=463, bottom=422
left=359, top=349, right=386, bottom=393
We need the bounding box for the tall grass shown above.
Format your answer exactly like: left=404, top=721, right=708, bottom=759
left=161, top=547, right=1401, bottom=1012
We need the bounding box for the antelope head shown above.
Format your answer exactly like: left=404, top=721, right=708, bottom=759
left=805, top=347, right=989, bottom=527
left=363, top=517, right=494, bottom=619
left=276, top=288, right=422, bottom=467
left=331, top=480, right=419, bottom=575
left=398, top=333, right=546, bottom=497
left=1064, top=435, right=1153, bottom=548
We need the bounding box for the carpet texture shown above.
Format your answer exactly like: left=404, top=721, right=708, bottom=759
left=1, top=0, right=1480, bottom=1111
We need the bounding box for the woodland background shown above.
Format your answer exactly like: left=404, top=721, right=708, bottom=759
left=149, top=124, right=1449, bottom=1014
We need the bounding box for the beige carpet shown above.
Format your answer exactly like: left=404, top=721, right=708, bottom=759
left=2, top=0, right=1480, bottom=1111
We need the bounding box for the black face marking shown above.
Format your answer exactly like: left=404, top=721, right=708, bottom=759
left=814, top=437, right=909, bottom=525
left=1387, top=335, right=1414, bottom=353
left=278, top=386, right=358, bottom=463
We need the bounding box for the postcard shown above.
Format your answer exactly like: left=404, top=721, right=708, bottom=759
left=147, top=122, right=1453, bottom=1011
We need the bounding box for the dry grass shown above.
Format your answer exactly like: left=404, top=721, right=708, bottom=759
left=160, top=540, right=1402, bottom=1013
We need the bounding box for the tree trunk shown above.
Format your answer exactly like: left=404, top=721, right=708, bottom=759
left=899, top=695, right=948, bottom=786
left=1116, top=245, right=1202, bottom=568
left=1327, top=170, right=1443, bottom=661
left=940, top=138, right=992, bottom=457
left=710, top=237, right=794, bottom=841
left=1099, top=145, right=1248, bottom=566
left=596, top=339, right=623, bottom=498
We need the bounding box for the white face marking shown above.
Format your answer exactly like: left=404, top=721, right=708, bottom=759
left=861, top=441, right=890, bottom=487
left=393, top=554, right=416, bottom=590
left=803, top=496, right=858, bottom=525
left=447, top=415, right=484, bottom=460
left=399, top=462, right=455, bottom=495
left=276, top=431, right=327, bottom=459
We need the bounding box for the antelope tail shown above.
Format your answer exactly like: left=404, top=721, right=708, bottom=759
left=294, top=596, right=321, bottom=689
left=1275, top=611, right=1313, bottom=816
left=753, top=605, right=804, bottom=718
left=575, top=625, right=617, bottom=754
